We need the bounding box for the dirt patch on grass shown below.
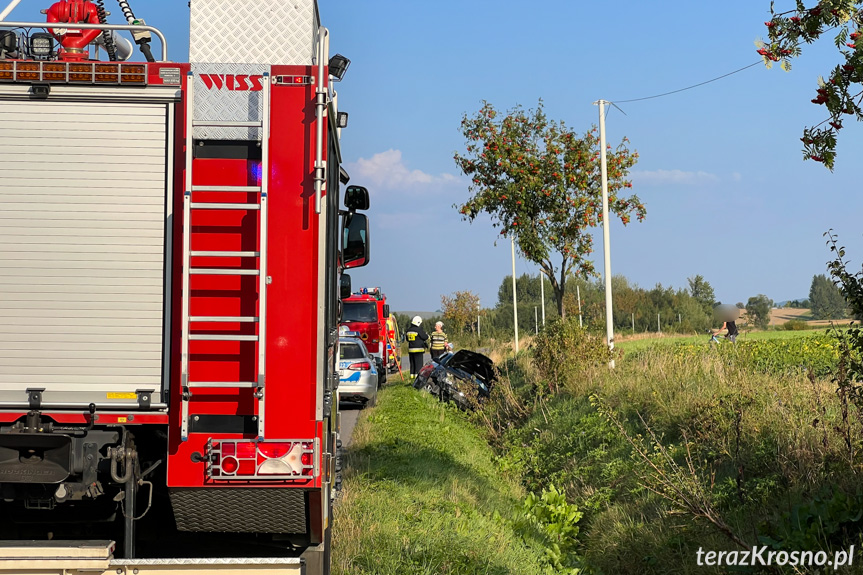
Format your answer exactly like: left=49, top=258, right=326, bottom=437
left=769, top=307, right=851, bottom=327
left=769, top=308, right=812, bottom=325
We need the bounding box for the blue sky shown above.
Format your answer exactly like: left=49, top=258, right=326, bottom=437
left=9, top=1, right=862, bottom=312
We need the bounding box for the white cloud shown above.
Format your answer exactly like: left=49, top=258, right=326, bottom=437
left=346, top=149, right=461, bottom=193
left=632, top=169, right=721, bottom=186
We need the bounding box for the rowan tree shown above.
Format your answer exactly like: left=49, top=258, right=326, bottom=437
left=453, top=100, right=645, bottom=319
left=441, top=290, right=481, bottom=334
left=758, top=1, right=863, bottom=168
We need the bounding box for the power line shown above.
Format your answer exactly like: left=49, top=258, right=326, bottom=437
left=612, top=61, right=762, bottom=104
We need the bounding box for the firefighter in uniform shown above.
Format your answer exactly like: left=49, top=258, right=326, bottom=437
left=429, top=321, right=449, bottom=361
left=405, top=316, right=429, bottom=379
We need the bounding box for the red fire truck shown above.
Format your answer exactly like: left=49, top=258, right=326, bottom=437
left=340, top=288, right=390, bottom=387
left=0, top=1, right=366, bottom=574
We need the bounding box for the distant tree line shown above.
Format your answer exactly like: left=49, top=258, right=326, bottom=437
left=478, top=273, right=727, bottom=338
left=390, top=272, right=850, bottom=346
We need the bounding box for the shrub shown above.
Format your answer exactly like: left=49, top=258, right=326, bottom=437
left=783, top=319, right=808, bottom=331
left=532, top=317, right=613, bottom=392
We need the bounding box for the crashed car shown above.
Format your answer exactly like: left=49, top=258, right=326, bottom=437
left=414, top=349, right=496, bottom=410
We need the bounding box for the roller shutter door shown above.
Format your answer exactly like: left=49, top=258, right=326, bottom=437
left=0, top=100, right=170, bottom=409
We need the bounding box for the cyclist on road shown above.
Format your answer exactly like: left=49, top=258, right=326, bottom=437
left=713, top=319, right=739, bottom=343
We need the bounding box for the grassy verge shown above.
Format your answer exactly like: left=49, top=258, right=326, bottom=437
left=332, top=382, right=549, bottom=574
left=479, top=322, right=863, bottom=573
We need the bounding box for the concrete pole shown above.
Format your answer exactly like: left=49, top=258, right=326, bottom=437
left=477, top=315, right=481, bottom=339
left=511, top=236, right=519, bottom=354
left=597, top=99, right=614, bottom=368
left=577, top=284, right=583, bottom=328
left=658, top=313, right=661, bottom=333
left=535, top=306, right=538, bottom=334
left=632, top=312, right=635, bottom=333
left=540, top=272, right=546, bottom=326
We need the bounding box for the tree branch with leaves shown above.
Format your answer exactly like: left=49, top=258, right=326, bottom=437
left=759, top=0, right=863, bottom=169
left=453, top=100, right=645, bottom=319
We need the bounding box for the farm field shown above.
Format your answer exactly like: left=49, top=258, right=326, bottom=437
left=615, top=325, right=833, bottom=353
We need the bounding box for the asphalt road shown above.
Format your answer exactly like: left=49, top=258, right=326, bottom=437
left=338, top=403, right=362, bottom=447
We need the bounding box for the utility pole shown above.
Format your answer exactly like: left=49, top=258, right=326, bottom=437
left=595, top=99, right=614, bottom=368
left=658, top=313, right=661, bottom=333
left=477, top=315, right=481, bottom=339
left=511, top=236, right=519, bottom=354
left=576, top=284, right=583, bottom=328
left=540, top=272, right=546, bottom=327
left=535, top=306, right=538, bottom=334
left=631, top=312, right=635, bottom=333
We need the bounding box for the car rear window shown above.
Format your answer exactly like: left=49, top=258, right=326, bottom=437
left=340, top=343, right=365, bottom=360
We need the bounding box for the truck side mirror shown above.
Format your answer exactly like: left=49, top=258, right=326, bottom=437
left=344, top=185, right=369, bottom=211
left=340, top=274, right=352, bottom=299
left=383, top=304, right=390, bottom=317
left=342, top=212, right=369, bottom=269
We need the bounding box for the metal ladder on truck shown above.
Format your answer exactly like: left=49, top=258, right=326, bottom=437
left=179, top=72, right=271, bottom=442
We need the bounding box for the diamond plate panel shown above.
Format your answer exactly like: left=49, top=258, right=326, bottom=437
left=190, top=0, right=319, bottom=65
left=192, top=63, right=267, bottom=140
left=170, top=487, right=308, bottom=533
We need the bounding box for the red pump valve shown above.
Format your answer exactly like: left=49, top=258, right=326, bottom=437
left=46, top=0, right=102, bottom=61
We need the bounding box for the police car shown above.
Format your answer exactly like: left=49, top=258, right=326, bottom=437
left=338, top=329, right=379, bottom=408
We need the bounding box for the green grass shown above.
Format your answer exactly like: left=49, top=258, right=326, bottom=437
left=332, top=383, right=549, bottom=575
left=483, top=328, right=863, bottom=574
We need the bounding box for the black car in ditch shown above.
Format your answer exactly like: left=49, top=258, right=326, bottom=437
left=414, top=349, right=496, bottom=409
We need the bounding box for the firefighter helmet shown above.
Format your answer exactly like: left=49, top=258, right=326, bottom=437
left=411, top=316, right=422, bottom=326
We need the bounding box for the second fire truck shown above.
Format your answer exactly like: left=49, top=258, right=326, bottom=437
left=340, top=287, right=390, bottom=387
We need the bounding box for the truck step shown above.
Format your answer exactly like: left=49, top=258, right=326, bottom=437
left=190, top=251, right=260, bottom=257
left=192, top=120, right=263, bottom=128
left=189, top=334, right=258, bottom=342
left=190, top=185, right=262, bottom=193
left=189, top=316, right=259, bottom=322
left=190, top=202, right=260, bottom=210
left=189, top=268, right=260, bottom=276
left=186, top=381, right=258, bottom=388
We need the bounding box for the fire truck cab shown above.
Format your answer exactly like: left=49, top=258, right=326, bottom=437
left=340, top=288, right=389, bottom=387
left=0, top=1, right=365, bottom=573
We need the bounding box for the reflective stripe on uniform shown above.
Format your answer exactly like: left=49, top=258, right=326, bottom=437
left=430, top=332, right=448, bottom=350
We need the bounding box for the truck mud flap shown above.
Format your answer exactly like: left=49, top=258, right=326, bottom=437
left=169, top=488, right=307, bottom=534
left=0, top=433, right=71, bottom=484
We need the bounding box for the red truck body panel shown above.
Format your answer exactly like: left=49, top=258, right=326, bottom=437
left=167, top=65, right=327, bottom=489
